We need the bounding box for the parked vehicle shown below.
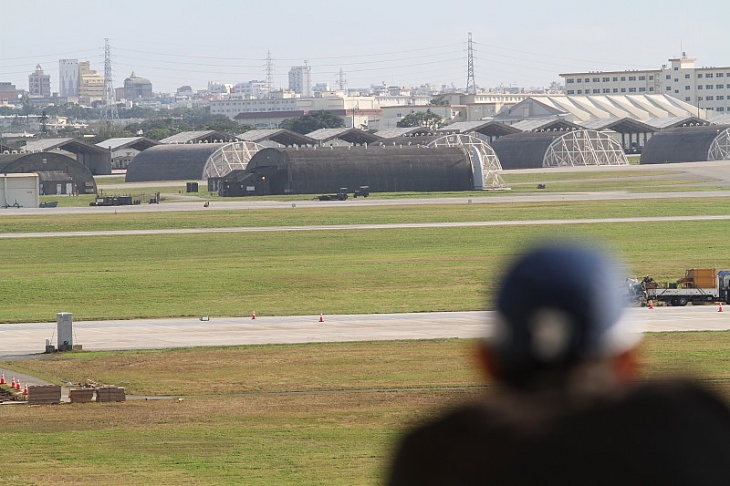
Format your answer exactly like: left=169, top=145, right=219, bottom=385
left=643, top=268, right=730, bottom=306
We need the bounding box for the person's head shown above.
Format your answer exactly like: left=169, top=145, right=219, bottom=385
left=479, top=241, right=642, bottom=390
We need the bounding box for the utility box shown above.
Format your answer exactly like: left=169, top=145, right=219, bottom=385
left=57, top=312, right=73, bottom=351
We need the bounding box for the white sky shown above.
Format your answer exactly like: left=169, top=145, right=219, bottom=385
left=2, top=0, right=728, bottom=94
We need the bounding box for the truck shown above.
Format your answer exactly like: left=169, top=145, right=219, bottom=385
left=643, top=268, right=730, bottom=306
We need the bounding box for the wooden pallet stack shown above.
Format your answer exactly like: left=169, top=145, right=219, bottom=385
left=69, top=388, right=95, bottom=403
left=95, top=386, right=126, bottom=402
left=27, top=385, right=62, bottom=405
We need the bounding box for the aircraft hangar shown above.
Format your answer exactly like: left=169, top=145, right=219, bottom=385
left=640, top=125, right=730, bottom=164
left=490, top=129, right=629, bottom=169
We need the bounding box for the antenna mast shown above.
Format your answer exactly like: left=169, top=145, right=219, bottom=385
left=465, top=32, right=477, bottom=95
left=102, top=38, right=118, bottom=121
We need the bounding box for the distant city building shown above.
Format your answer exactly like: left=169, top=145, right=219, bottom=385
left=28, top=64, right=51, bottom=98
left=289, top=64, right=312, bottom=97
left=78, top=61, right=104, bottom=105
left=59, top=59, right=79, bottom=98
left=0, top=82, right=19, bottom=103
left=231, top=80, right=269, bottom=99
left=561, top=53, right=730, bottom=114
left=207, top=81, right=232, bottom=95
left=124, top=72, right=154, bottom=100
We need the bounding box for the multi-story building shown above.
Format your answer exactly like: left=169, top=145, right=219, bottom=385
left=124, top=72, right=154, bottom=100
left=288, top=64, right=312, bottom=97
left=232, top=80, right=269, bottom=99
left=561, top=53, right=730, bottom=114
left=28, top=64, right=51, bottom=98
left=0, top=82, right=19, bottom=103
left=59, top=59, right=79, bottom=98
left=78, top=61, right=104, bottom=105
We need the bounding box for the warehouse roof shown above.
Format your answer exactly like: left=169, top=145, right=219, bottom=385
left=237, top=129, right=316, bottom=146
left=95, top=137, right=159, bottom=151
left=22, top=137, right=107, bottom=155
left=437, top=120, right=520, bottom=138
left=159, top=130, right=236, bottom=144
left=305, top=128, right=383, bottom=145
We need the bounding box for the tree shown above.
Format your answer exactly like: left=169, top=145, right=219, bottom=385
left=430, top=95, right=450, bottom=106
left=396, top=109, right=443, bottom=130
left=279, top=110, right=345, bottom=134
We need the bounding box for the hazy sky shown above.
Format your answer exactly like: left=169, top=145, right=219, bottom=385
left=2, top=0, right=728, bottom=94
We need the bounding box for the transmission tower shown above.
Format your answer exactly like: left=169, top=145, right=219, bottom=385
left=465, top=32, right=477, bottom=95
left=265, top=51, right=275, bottom=98
left=102, top=38, right=118, bottom=121
left=336, top=68, right=346, bottom=91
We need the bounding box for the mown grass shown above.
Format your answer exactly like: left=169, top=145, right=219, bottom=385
left=1, top=218, right=730, bottom=323
left=5, top=196, right=730, bottom=234
left=1, top=333, right=728, bottom=484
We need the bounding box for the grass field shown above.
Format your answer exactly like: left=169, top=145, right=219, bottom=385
left=1, top=219, right=730, bottom=322
left=2, top=167, right=730, bottom=484
left=1, top=333, right=728, bottom=484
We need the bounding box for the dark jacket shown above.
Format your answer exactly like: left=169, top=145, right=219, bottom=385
left=387, top=381, right=730, bottom=486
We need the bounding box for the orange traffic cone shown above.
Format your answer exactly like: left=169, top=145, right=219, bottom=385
left=251, top=311, right=256, bottom=320
left=0, top=373, right=5, bottom=385
left=11, top=377, right=16, bottom=388
left=648, top=300, right=654, bottom=309
left=719, top=302, right=724, bottom=313
left=15, top=380, right=21, bottom=391
left=319, top=312, right=324, bottom=323
left=23, top=384, right=28, bottom=395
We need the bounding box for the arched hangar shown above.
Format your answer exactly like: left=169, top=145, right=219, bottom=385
left=0, top=151, right=97, bottom=195
left=219, top=145, right=474, bottom=197
left=125, top=141, right=263, bottom=182
left=491, top=129, right=629, bottom=169
left=640, top=125, right=730, bottom=164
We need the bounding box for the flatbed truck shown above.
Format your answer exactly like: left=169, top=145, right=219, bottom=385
left=644, top=268, right=730, bottom=306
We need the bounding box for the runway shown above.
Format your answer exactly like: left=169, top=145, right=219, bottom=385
left=1, top=307, right=728, bottom=361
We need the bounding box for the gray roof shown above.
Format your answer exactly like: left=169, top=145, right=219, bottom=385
left=237, top=129, right=316, bottom=146
left=644, top=116, right=708, bottom=129
left=22, top=138, right=76, bottom=152
left=438, top=120, right=521, bottom=137
left=373, top=127, right=435, bottom=139
left=159, top=131, right=235, bottom=144
left=21, top=137, right=108, bottom=155
left=95, top=137, right=159, bottom=151
left=510, top=117, right=582, bottom=132
left=305, top=128, right=383, bottom=145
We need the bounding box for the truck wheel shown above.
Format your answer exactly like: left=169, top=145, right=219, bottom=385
left=677, top=297, right=688, bottom=306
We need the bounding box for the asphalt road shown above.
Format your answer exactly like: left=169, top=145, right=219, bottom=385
left=1, top=307, right=728, bottom=361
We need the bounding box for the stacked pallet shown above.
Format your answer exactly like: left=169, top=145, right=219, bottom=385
left=27, top=385, right=61, bottom=405
left=69, top=388, right=95, bottom=403
left=96, top=386, right=125, bottom=402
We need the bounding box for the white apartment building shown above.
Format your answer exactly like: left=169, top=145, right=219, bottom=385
left=561, top=53, right=730, bottom=114
left=59, top=59, right=79, bottom=98
left=289, top=64, right=312, bottom=97
left=232, top=80, right=269, bottom=98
